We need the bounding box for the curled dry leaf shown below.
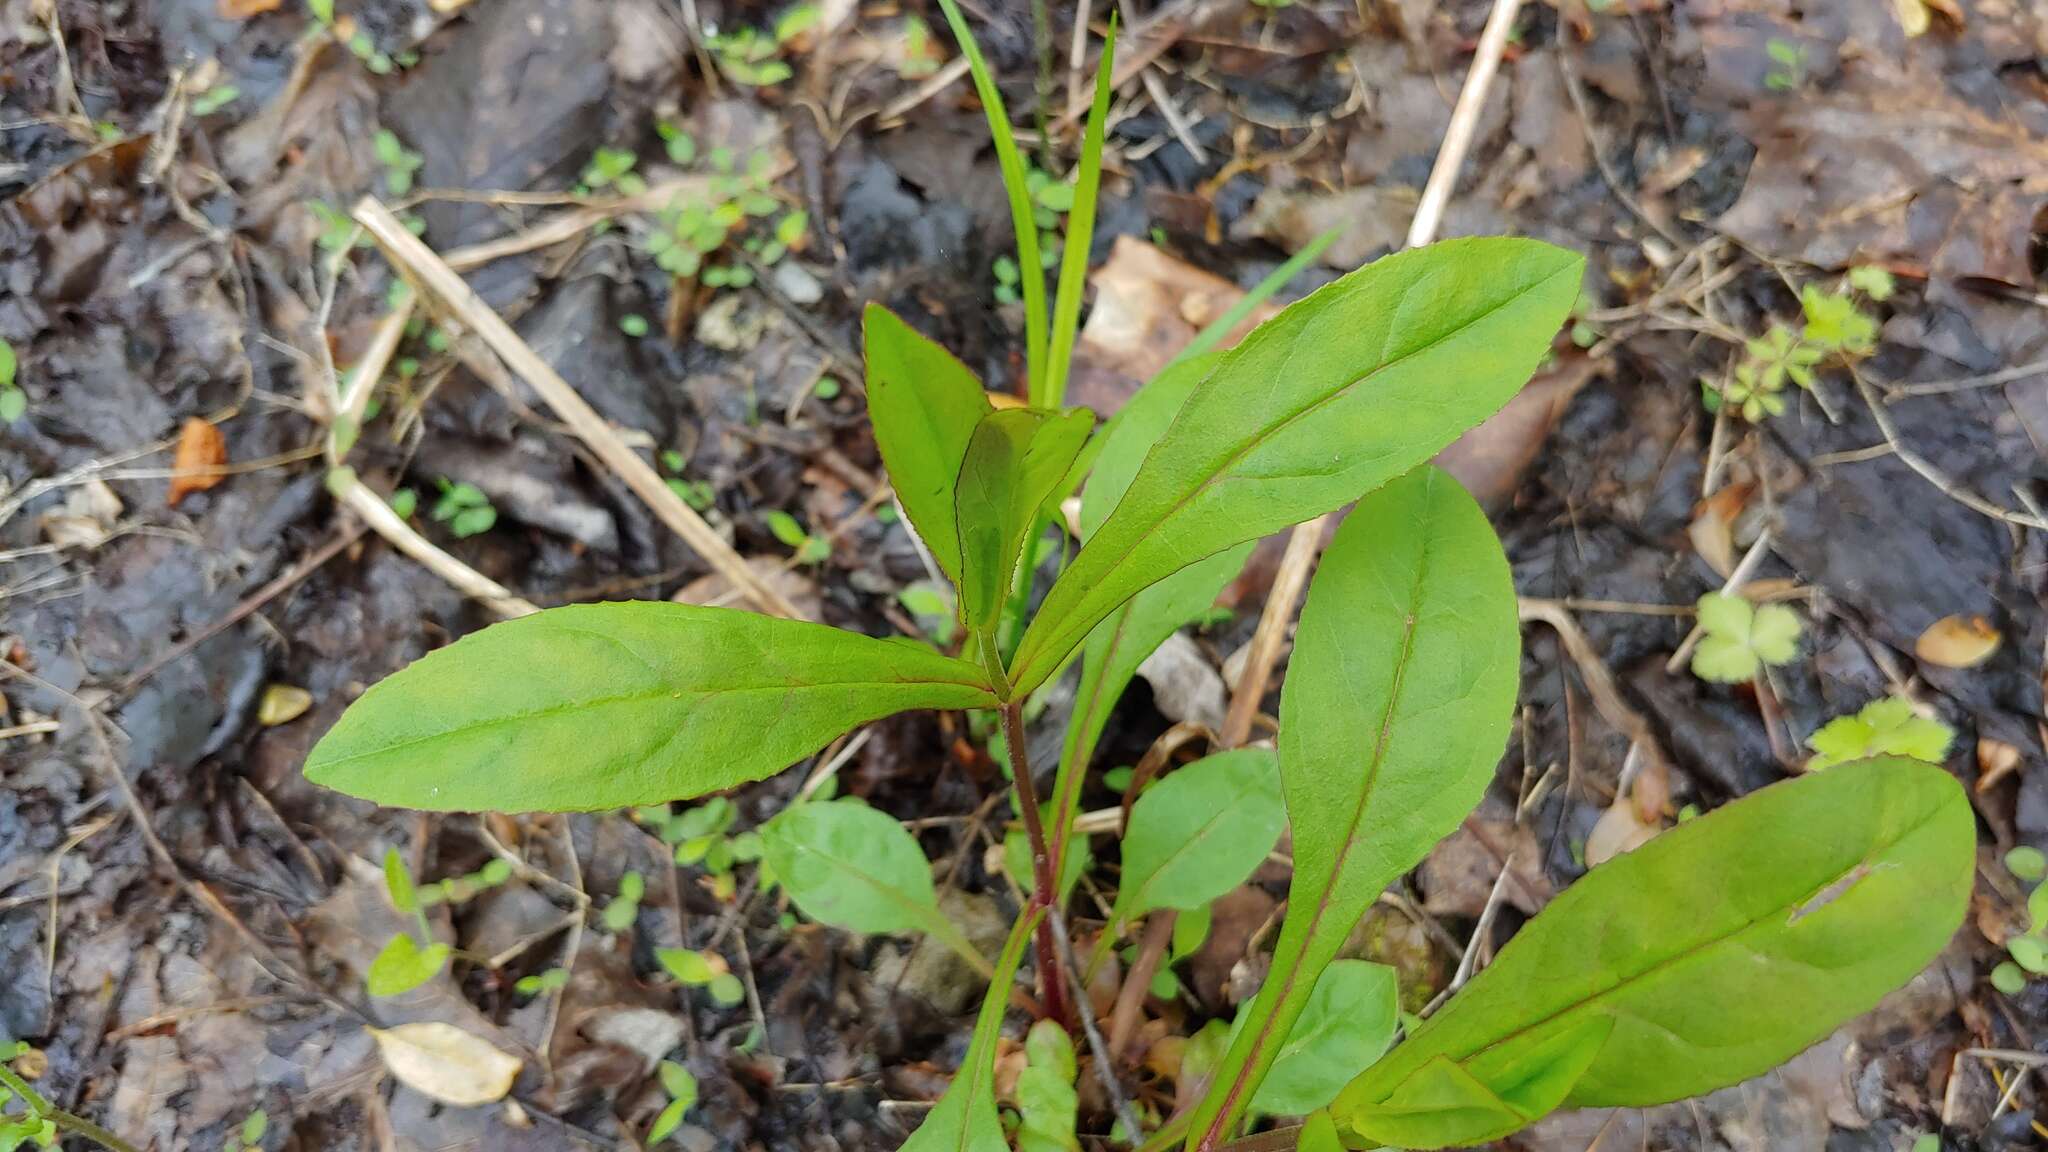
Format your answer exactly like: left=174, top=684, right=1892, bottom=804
left=1914, top=614, right=2001, bottom=669
left=1978, top=738, right=2022, bottom=792
left=1585, top=798, right=1662, bottom=868
left=369, top=1022, right=522, bottom=1107
left=167, top=417, right=228, bottom=506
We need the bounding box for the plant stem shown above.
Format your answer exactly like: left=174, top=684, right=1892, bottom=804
left=0, top=1061, right=140, bottom=1152
left=1002, top=698, right=1075, bottom=1027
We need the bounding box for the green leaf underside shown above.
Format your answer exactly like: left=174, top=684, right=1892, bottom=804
left=1051, top=354, right=1247, bottom=868
left=903, top=908, right=1045, bottom=1152
left=1112, top=748, right=1284, bottom=929
left=1010, top=237, right=1583, bottom=694
left=305, top=602, right=997, bottom=812
left=1346, top=1017, right=1611, bottom=1149
left=954, top=407, right=1093, bottom=636
left=763, top=800, right=951, bottom=941
left=863, top=304, right=995, bottom=583
left=1334, top=757, right=1974, bottom=1148
left=1189, top=466, right=1520, bottom=1147
left=1250, top=960, right=1398, bottom=1118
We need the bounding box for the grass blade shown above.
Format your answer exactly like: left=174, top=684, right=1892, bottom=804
left=1043, top=21, right=1117, bottom=409
left=1174, top=224, right=1345, bottom=366
left=935, top=0, right=1049, bottom=401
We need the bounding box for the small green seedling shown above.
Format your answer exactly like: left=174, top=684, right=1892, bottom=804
left=1690, top=591, right=1802, bottom=683
left=648, top=1060, right=699, bottom=1143
left=601, top=870, right=645, bottom=933
left=0, top=1042, right=134, bottom=1151
left=0, top=339, right=23, bottom=424
left=373, top=130, right=424, bottom=197
left=1996, top=846, right=2048, bottom=995
left=1706, top=267, right=1887, bottom=423
left=367, top=849, right=512, bottom=997
left=1806, top=695, right=1953, bottom=771
left=305, top=11, right=1974, bottom=1152
left=191, top=83, right=241, bottom=116
left=656, top=947, right=745, bottom=1007
left=765, top=510, right=830, bottom=563
left=431, top=479, right=497, bottom=538
left=514, top=967, right=569, bottom=998
left=221, top=1108, right=268, bottom=1152
left=1012, top=1019, right=1080, bottom=1152
left=1764, top=37, right=1807, bottom=91
left=705, top=5, right=816, bottom=87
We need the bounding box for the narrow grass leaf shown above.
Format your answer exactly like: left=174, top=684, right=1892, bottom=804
left=1011, top=238, right=1582, bottom=694
left=1187, top=466, right=1520, bottom=1148
left=933, top=0, right=1047, bottom=399
left=903, top=908, right=1045, bottom=1152
left=307, top=603, right=998, bottom=812
left=1043, top=23, right=1116, bottom=409
left=1333, top=757, right=1974, bottom=1149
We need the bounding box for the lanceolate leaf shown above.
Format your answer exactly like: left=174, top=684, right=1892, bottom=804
left=903, top=908, right=1045, bottom=1152
left=1187, top=466, right=1520, bottom=1148
left=306, top=603, right=997, bottom=812
left=1250, top=960, right=1398, bottom=1118
left=1043, top=24, right=1115, bottom=410
left=954, top=407, right=1093, bottom=642
left=864, top=304, right=995, bottom=583
left=1049, top=355, right=1249, bottom=872
left=1009, top=238, right=1582, bottom=695
left=1333, top=756, right=1973, bottom=1149
left=1109, top=749, right=1284, bottom=935
left=763, top=799, right=991, bottom=975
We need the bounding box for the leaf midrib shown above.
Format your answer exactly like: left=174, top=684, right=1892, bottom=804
left=313, top=675, right=995, bottom=771
left=1019, top=259, right=1572, bottom=683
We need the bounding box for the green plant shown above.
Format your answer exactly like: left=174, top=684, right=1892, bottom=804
left=367, top=848, right=514, bottom=997
left=301, top=16, right=1974, bottom=1152
left=0, top=1042, right=137, bottom=1151
left=764, top=510, right=830, bottom=564
left=1764, top=37, right=1807, bottom=91
left=191, top=83, right=241, bottom=116
left=704, top=5, right=815, bottom=87
left=648, top=1060, right=699, bottom=1143
left=373, top=130, right=424, bottom=197
left=1994, top=846, right=2048, bottom=995
left=1014, top=1019, right=1080, bottom=1152
left=1690, top=590, right=1801, bottom=683
left=221, top=1109, right=267, bottom=1152
left=0, top=339, right=23, bottom=424
left=1805, top=695, right=1953, bottom=771
left=1705, top=266, right=1887, bottom=423
left=431, top=478, right=497, bottom=538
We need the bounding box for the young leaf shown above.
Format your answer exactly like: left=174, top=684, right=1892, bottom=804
left=953, top=407, right=1093, bottom=642
left=1332, top=757, right=1974, bottom=1149
left=763, top=799, right=991, bottom=975
left=306, top=603, right=997, bottom=812
left=1048, top=354, right=1249, bottom=872
left=1250, top=960, right=1398, bottom=1117
left=367, top=933, right=450, bottom=997
left=1107, top=749, right=1284, bottom=938
left=932, top=0, right=1048, bottom=398
left=864, top=305, right=996, bottom=582
left=1805, top=695, right=1953, bottom=771
left=1010, top=237, right=1582, bottom=694
left=1691, top=592, right=1802, bottom=683
left=1188, top=465, right=1519, bottom=1148
left=902, top=907, right=1044, bottom=1152
left=1042, top=24, right=1115, bottom=409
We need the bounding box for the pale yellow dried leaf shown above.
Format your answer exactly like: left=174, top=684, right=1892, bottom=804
left=370, top=1022, right=521, bottom=1107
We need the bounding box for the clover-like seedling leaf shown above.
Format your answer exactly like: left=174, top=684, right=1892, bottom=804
left=901, top=908, right=1043, bottom=1152
left=1806, top=695, right=1954, bottom=771
left=1331, top=757, right=1973, bottom=1149
left=1106, top=748, right=1284, bottom=941
left=305, top=602, right=997, bottom=812
left=1009, top=237, right=1583, bottom=696
left=1691, top=592, right=1802, bottom=683
left=862, top=305, right=995, bottom=583
left=367, top=932, right=450, bottom=998
left=1188, top=465, right=1519, bottom=1148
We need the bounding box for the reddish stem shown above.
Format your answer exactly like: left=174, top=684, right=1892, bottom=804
left=1002, top=699, right=1076, bottom=1028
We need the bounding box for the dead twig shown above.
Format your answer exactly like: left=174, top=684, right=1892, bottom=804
left=352, top=196, right=804, bottom=618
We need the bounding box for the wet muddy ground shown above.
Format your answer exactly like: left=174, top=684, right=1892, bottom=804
left=3, top=0, right=2047, bottom=1148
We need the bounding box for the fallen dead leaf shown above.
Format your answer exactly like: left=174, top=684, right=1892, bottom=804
left=167, top=417, right=228, bottom=507
left=370, top=1022, right=522, bottom=1107
left=257, top=684, right=313, bottom=726
left=1977, top=738, right=2022, bottom=792
left=217, top=0, right=281, bottom=17
left=1688, top=482, right=1753, bottom=579
left=38, top=478, right=123, bottom=548
left=1585, top=798, right=1663, bottom=868
left=1915, top=615, right=2001, bottom=669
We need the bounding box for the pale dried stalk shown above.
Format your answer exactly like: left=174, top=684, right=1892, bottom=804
left=332, top=473, right=538, bottom=619
left=351, top=197, right=804, bottom=619
left=1219, top=0, right=1524, bottom=741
